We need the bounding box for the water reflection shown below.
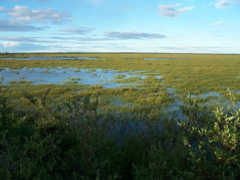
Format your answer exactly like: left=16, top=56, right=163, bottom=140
left=190, top=92, right=222, bottom=99
left=0, top=67, right=161, bottom=88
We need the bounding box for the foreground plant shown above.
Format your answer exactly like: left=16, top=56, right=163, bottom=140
left=0, top=87, right=239, bottom=179
left=178, top=91, right=240, bottom=179
left=134, top=91, right=239, bottom=180
left=0, top=89, right=120, bottom=179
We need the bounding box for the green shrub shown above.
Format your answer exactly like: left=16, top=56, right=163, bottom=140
left=134, top=91, right=240, bottom=180
left=178, top=91, right=240, bottom=179
left=0, top=90, right=121, bottom=179
left=0, top=87, right=239, bottom=179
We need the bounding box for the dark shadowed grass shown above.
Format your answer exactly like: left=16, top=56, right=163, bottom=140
left=0, top=86, right=239, bottom=179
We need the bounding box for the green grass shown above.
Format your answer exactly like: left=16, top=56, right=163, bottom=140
left=62, top=81, right=79, bottom=85
left=8, top=77, right=33, bottom=85
left=112, top=76, right=142, bottom=84
left=86, top=68, right=96, bottom=73
left=68, top=77, right=82, bottom=81
left=1, top=52, right=239, bottom=109
left=114, top=74, right=126, bottom=79
left=1, top=50, right=240, bottom=180
left=91, top=73, right=100, bottom=77
left=1, top=53, right=239, bottom=98
left=0, top=53, right=239, bottom=179
left=0, top=85, right=239, bottom=179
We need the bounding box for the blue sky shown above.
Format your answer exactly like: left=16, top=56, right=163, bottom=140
left=0, top=0, right=239, bottom=53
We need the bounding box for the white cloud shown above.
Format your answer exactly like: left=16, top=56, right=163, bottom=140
left=0, top=19, right=45, bottom=31
left=104, top=31, right=166, bottom=40
left=2, top=41, right=19, bottom=47
left=159, top=4, right=194, bottom=17
left=211, top=21, right=224, bottom=25
left=60, top=27, right=94, bottom=34
left=1, top=37, right=37, bottom=42
left=0, top=7, right=6, bottom=11
left=215, top=1, right=233, bottom=8
left=0, top=5, right=73, bottom=24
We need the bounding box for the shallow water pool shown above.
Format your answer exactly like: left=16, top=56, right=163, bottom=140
left=0, top=67, right=161, bottom=88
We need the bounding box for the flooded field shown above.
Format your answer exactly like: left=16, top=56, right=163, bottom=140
left=0, top=53, right=240, bottom=180
left=0, top=57, right=100, bottom=60
left=0, top=52, right=239, bottom=113
left=0, top=67, right=162, bottom=88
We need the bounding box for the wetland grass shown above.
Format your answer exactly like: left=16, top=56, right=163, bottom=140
left=86, top=68, right=96, bottom=73
left=1, top=84, right=239, bottom=179
left=91, top=73, right=100, bottom=77
left=1, top=52, right=239, bottom=105
left=114, top=74, right=126, bottom=79
left=8, top=77, right=33, bottom=85
left=111, top=76, right=142, bottom=84
left=62, top=81, right=79, bottom=85
left=68, top=77, right=82, bottom=81
left=0, top=51, right=239, bottom=179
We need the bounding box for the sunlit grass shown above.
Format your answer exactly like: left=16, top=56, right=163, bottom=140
left=68, top=77, right=82, bottom=81
left=114, top=74, right=126, bottom=79
left=62, top=81, right=79, bottom=85
left=8, top=77, right=33, bottom=85
left=1, top=52, right=239, bottom=179
left=1, top=52, right=239, bottom=102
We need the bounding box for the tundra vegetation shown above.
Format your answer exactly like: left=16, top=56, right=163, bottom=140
left=0, top=53, right=240, bottom=179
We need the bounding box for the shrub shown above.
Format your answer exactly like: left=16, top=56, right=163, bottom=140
left=0, top=90, right=121, bottom=179
left=178, top=91, right=240, bottom=179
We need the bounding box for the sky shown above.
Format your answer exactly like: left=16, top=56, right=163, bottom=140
left=0, top=0, right=239, bottom=53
